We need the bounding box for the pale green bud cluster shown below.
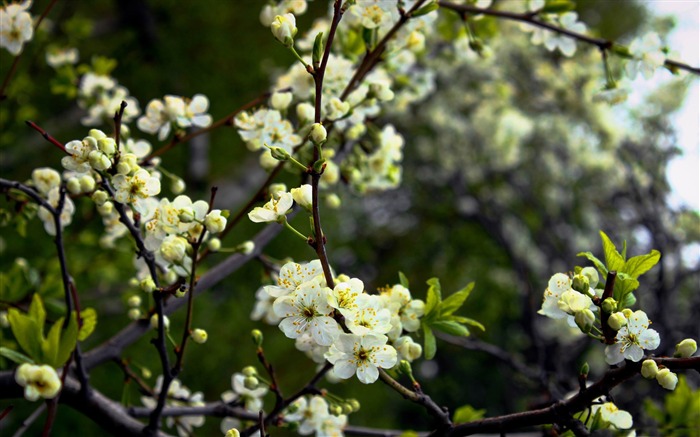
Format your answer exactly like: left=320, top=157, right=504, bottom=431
left=674, top=338, right=697, bottom=358
left=191, top=328, right=208, bottom=344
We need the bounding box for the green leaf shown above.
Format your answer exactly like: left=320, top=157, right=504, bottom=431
left=411, top=1, right=439, bottom=17
left=425, top=277, right=442, bottom=316
left=621, top=292, right=636, bottom=308
left=56, top=312, right=79, bottom=367
left=28, top=293, right=47, bottom=328
left=0, top=347, right=34, bottom=364
left=431, top=320, right=470, bottom=337
left=8, top=309, right=42, bottom=359
left=78, top=308, right=97, bottom=341
left=449, top=315, right=485, bottom=332
left=577, top=251, right=608, bottom=276
left=623, top=250, right=661, bottom=279
left=614, top=273, right=640, bottom=301
left=439, top=282, right=474, bottom=316
left=600, top=231, right=625, bottom=272
left=453, top=404, right=486, bottom=423
left=312, top=32, right=324, bottom=67
left=422, top=323, right=436, bottom=360
left=398, top=271, right=410, bottom=289
left=43, top=317, right=63, bottom=366
left=541, top=0, right=576, bottom=13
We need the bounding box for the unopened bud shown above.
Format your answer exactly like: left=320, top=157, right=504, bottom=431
left=571, top=273, right=589, bottom=294
left=579, top=362, right=589, bottom=377
left=251, top=329, right=264, bottom=347
left=207, top=237, right=221, bottom=252
left=0, top=311, right=8, bottom=328
left=601, top=297, right=617, bottom=314
left=127, top=295, right=141, bottom=307
left=309, top=123, right=327, bottom=144
left=329, top=405, right=343, bottom=416
left=225, top=429, right=240, bottom=437
left=271, top=91, right=293, bottom=111
left=191, top=328, right=208, bottom=344
left=242, top=366, right=258, bottom=377
left=342, top=403, right=353, bottom=414
left=141, top=367, right=152, bottom=379
left=127, top=308, right=141, bottom=320
left=656, top=368, right=678, bottom=390
left=674, top=338, right=697, bottom=358
left=178, top=207, right=195, bottom=223
left=171, top=177, right=186, bottom=194
left=608, top=312, right=627, bottom=331
left=88, top=129, right=107, bottom=140
left=98, top=138, right=116, bottom=155
left=244, top=376, right=259, bottom=390
left=88, top=150, right=111, bottom=171
left=575, top=309, right=595, bottom=333
left=66, top=177, right=82, bottom=195
left=641, top=359, right=658, bottom=379
left=269, top=146, right=291, bottom=161
left=325, top=193, right=341, bottom=209
left=140, top=277, right=156, bottom=293
left=150, top=314, right=170, bottom=331
left=348, top=398, right=360, bottom=412
left=79, top=175, right=96, bottom=193
left=91, top=190, right=109, bottom=206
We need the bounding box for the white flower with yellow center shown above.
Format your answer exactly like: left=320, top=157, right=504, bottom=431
left=221, top=372, right=269, bottom=412
left=328, top=277, right=364, bottom=313
left=626, top=32, right=666, bottom=80
left=343, top=294, right=392, bottom=336
left=248, top=191, right=293, bottom=223
left=273, top=285, right=340, bottom=346
left=538, top=273, right=571, bottom=320
left=15, top=363, right=62, bottom=401
left=111, top=168, right=161, bottom=214
left=176, top=94, right=212, bottom=129
left=591, top=402, right=633, bottom=430
left=37, top=187, right=75, bottom=236
left=605, top=310, right=660, bottom=365
left=0, top=1, right=34, bottom=56
left=265, top=259, right=324, bottom=298
left=31, top=167, right=61, bottom=195
left=326, top=333, right=397, bottom=384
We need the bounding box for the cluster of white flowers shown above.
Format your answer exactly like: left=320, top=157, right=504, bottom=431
left=521, top=12, right=587, bottom=57
left=604, top=309, right=660, bottom=365
left=30, top=167, right=76, bottom=236
left=0, top=0, right=33, bottom=56
left=137, top=94, right=212, bottom=141
left=345, top=124, right=405, bottom=193
left=78, top=72, right=141, bottom=126
left=538, top=269, right=600, bottom=331
left=221, top=370, right=269, bottom=413
left=14, top=363, right=62, bottom=401
left=283, top=395, right=351, bottom=436
left=625, top=32, right=666, bottom=80
left=253, top=259, right=426, bottom=385
left=259, top=0, right=307, bottom=28
left=142, top=376, right=205, bottom=437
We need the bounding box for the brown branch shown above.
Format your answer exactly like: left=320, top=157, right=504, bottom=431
left=438, top=1, right=700, bottom=76
left=25, top=120, right=68, bottom=154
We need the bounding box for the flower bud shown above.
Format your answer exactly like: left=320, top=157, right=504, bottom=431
left=0, top=311, right=8, bottom=328
left=225, top=429, right=240, bottom=437
left=641, top=359, right=658, bottom=379
left=88, top=129, right=107, bottom=140
left=348, top=398, right=360, bottom=412
left=98, top=138, right=116, bottom=155
left=79, top=174, right=96, bottom=193
left=150, top=314, right=170, bottom=331
left=207, top=237, right=221, bottom=252
left=398, top=360, right=413, bottom=379
left=191, top=328, right=208, bottom=344
left=271, top=91, right=293, bottom=110
left=656, top=368, right=678, bottom=390
left=174, top=284, right=188, bottom=298
left=269, top=146, right=291, bottom=161
left=127, top=308, right=141, bottom=320
left=116, top=161, right=132, bottom=175
left=141, top=367, right=152, bottom=379
left=88, top=150, right=112, bottom=171
left=579, top=362, right=589, bottom=377
left=251, top=329, right=264, bottom=346
left=291, top=184, right=313, bottom=211
left=296, top=102, right=315, bottom=125
left=369, top=83, right=394, bottom=101
left=575, top=308, right=595, bottom=333
left=140, top=277, right=156, bottom=293
left=329, top=404, right=343, bottom=416
left=242, top=366, right=258, bottom=377
left=581, top=267, right=599, bottom=288
left=571, top=273, right=589, bottom=294
left=127, top=295, right=141, bottom=307
left=674, top=338, right=697, bottom=358
left=269, top=183, right=287, bottom=197
left=325, top=193, right=341, bottom=209
left=271, top=14, right=297, bottom=47
left=601, top=297, right=617, bottom=314
left=205, top=210, right=227, bottom=233
left=342, top=403, right=353, bottom=414
left=171, top=177, right=186, bottom=194
left=608, top=312, right=627, bottom=331
left=243, top=375, right=259, bottom=390
left=309, top=123, right=327, bottom=144
left=66, top=177, right=82, bottom=195
left=97, top=201, right=113, bottom=215
left=237, top=240, right=255, bottom=255
left=178, top=207, right=196, bottom=223
left=622, top=308, right=633, bottom=319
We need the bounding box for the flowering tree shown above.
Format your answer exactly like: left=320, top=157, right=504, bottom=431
left=1, top=1, right=699, bottom=436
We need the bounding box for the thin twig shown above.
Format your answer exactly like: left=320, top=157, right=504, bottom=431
left=11, top=403, right=45, bottom=437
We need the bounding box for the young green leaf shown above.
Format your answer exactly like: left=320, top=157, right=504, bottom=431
left=450, top=315, right=486, bottom=332
left=56, top=312, right=79, bottom=367
left=600, top=231, right=625, bottom=272
left=7, top=309, right=42, bottom=360
left=78, top=308, right=97, bottom=341
left=439, top=282, right=474, bottom=316
left=28, top=293, right=46, bottom=328
left=453, top=404, right=486, bottom=423
left=425, top=277, right=442, bottom=317
left=431, top=320, right=470, bottom=337
left=398, top=271, right=410, bottom=289
left=43, top=316, right=63, bottom=366
left=422, top=323, right=437, bottom=360
left=0, top=347, right=34, bottom=365
left=577, top=251, right=608, bottom=276
left=623, top=250, right=661, bottom=279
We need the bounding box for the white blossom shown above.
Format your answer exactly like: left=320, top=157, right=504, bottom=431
left=326, top=333, right=397, bottom=384
left=605, top=310, right=660, bottom=364
left=0, top=1, right=33, bottom=56
left=15, top=363, right=61, bottom=401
